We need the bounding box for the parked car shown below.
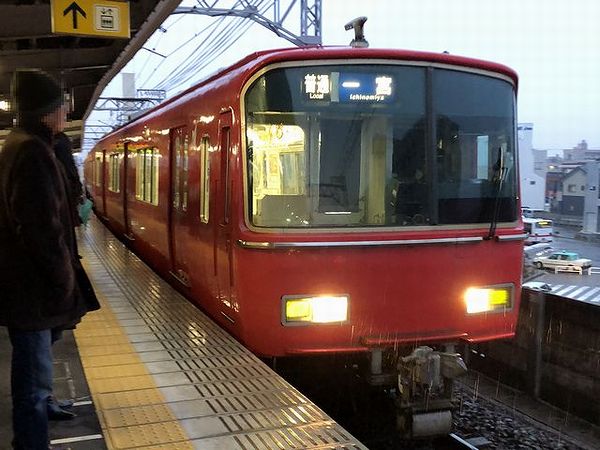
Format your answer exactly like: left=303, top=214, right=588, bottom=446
left=524, top=243, right=554, bottom=260
left=533, top=251, right=592, bottom=271
left=521, top=206, right=545, bottom=218
left=521, top=207, right=534, bottom=218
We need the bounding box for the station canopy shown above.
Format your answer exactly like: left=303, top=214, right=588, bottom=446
left=0, top=0, right=180, bottom=150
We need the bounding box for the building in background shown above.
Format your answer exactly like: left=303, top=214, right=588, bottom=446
left=536, top=140, right=600, bottom=228
left=546, top=156, right=563, bottom=212
left=564, top=140, right=600, bottom=161
left=518, top=123, right=546, bottom=210
left=560, top=166, right=586, bottom=216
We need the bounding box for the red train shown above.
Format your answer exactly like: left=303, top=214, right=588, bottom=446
left=85, top=45, right=524, bottom=436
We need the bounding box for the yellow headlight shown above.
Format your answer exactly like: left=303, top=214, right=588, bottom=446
left=285, top=299, right=311, bottom=321
left=465, top=286, right=512, bottom=314
left=284, top=295, right=348, bottom=324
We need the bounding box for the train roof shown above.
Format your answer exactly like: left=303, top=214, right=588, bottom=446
left=170, top=45, right=519, bottom=106
left=93, top=46, right=518, bottom=145
left=248, top=46, right=518, bottom=82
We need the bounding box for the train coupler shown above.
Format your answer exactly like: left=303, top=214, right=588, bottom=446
left=395, top=346, right=467, bottom=438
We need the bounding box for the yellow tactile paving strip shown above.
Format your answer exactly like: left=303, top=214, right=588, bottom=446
left=73, top=219, right=367, bottom=450
left=74, top=293, right=195, bottom=450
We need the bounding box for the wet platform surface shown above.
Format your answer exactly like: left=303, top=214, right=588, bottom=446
left=0, top=218, right=366, bottom=449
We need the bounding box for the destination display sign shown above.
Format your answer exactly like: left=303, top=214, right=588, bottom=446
left=303, top=71, right=394, bottom=104
left=303, top=73, right=331, bottom=101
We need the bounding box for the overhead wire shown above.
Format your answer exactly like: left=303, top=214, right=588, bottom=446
left=155, top=17, right=251, bottom=91
left=138, top=6, right=224, bottom=83
left=141, top=10, right=238, bottom=89
left=85, top=0, right=273, bottom=150
left=137, top=17, right=226, bottom=88
left=151, top=2, right=251, bottom=90
left=152, top=15, right=240, bottom=90
left=159, top=18, right=255, bottom=92
left=143, top=0, right=272, bottom=93
left=154, top=0, right=272, bottom=93
left=136, top=14, right=189, bottom=79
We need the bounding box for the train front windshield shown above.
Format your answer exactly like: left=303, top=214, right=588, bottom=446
left=244, top=63, right=517, bottom=228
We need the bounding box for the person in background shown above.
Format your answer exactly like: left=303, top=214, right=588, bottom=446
left=0, top=69, right=95, bottom=449
left=53, top=132, right=83, bottom=226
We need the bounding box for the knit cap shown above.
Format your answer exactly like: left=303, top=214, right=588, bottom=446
left=11, top=69, right=63, bottom=116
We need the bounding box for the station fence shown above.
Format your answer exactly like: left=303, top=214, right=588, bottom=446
left=466, top=288, right=600, bottom=426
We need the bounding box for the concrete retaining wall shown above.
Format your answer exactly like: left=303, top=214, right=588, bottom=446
left=468, top=289, right=600, bottom=425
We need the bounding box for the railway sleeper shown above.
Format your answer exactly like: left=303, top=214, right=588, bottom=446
left=367, top=345, right=468, bottom=439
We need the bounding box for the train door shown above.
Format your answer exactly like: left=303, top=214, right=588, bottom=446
left=169, top=126, right=191, bottom=286
left=215, top=110, right=234, bottom=322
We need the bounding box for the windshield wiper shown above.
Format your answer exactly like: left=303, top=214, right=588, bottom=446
left=485, top=146, right=511, bottom=240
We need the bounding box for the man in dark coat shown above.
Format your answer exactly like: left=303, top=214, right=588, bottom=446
left=0, top=69, right=94, bottom=449
left=44, top=133, right=85, bottom=422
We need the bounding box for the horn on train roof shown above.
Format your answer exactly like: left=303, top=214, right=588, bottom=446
left=344, top=17, right=369, bottom=48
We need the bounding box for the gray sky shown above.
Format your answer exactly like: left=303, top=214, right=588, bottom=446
left=93, top=0, right=600, bottom=152
left=323, top=0, right=600, bottom=152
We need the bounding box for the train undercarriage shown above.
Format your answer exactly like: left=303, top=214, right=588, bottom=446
left=366, top=344, right=468, bottom=439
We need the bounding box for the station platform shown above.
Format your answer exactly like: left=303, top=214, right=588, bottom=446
left=0, top=218, right=366, bottom=449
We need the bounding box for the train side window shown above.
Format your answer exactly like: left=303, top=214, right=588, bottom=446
left=172, top=129, right=189, bottom=212
left=200, top=136, right=210, bottom=223
left=151, top=149, right=160, bottom=205
left=182, top=134, right=189, bottom=211
left=94, top=152, right=102, bottom=187
left=135, top=150, right=143, bottom=200
left=173, top=134, right=181, bottom=209
left=135, top=147, right=160, bottom=205
left=108, top=153, right=120, bottom=193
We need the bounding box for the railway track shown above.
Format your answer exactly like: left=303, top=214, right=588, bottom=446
left=445, top=433, right=486, bottom=449
left=276, top=358, right=597, bottom=449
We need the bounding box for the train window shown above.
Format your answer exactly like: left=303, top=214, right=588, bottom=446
left=108, top=153, right=120, bottom=193
left=135, top=150, right=142, bottom=200
left=248, top=124, right=306, bottom=225
left=245, top=64, right=516, bottom=228
left=94, top=152, right=102, bottom=187
left=221, top=127, right=231, bottom=224
left=135, top=148, right=160, bottom=205
left=182, top=134, right=189, bottom=211
left=434, top=70, right=517, bottom=224
left=200, top=136, right=210, bottom=223
left=171, top=128, right=189, bottom=212
left=173, top=134, right=181, bottom=209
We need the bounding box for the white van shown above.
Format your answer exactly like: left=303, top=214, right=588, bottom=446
left=523, top=218, right=553, bottom=244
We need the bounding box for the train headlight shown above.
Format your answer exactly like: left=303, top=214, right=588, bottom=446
left=464, top=285, right=513, bottom=314
left=283, top=295, right=348, bottom=325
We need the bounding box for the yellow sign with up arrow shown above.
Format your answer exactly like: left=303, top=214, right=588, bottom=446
left=51, top=0, right=130, bottom=38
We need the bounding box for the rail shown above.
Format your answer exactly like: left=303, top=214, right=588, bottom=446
left=587, top=266, right=600, bottom=275
left=445, top=433, right=483, bottom=449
